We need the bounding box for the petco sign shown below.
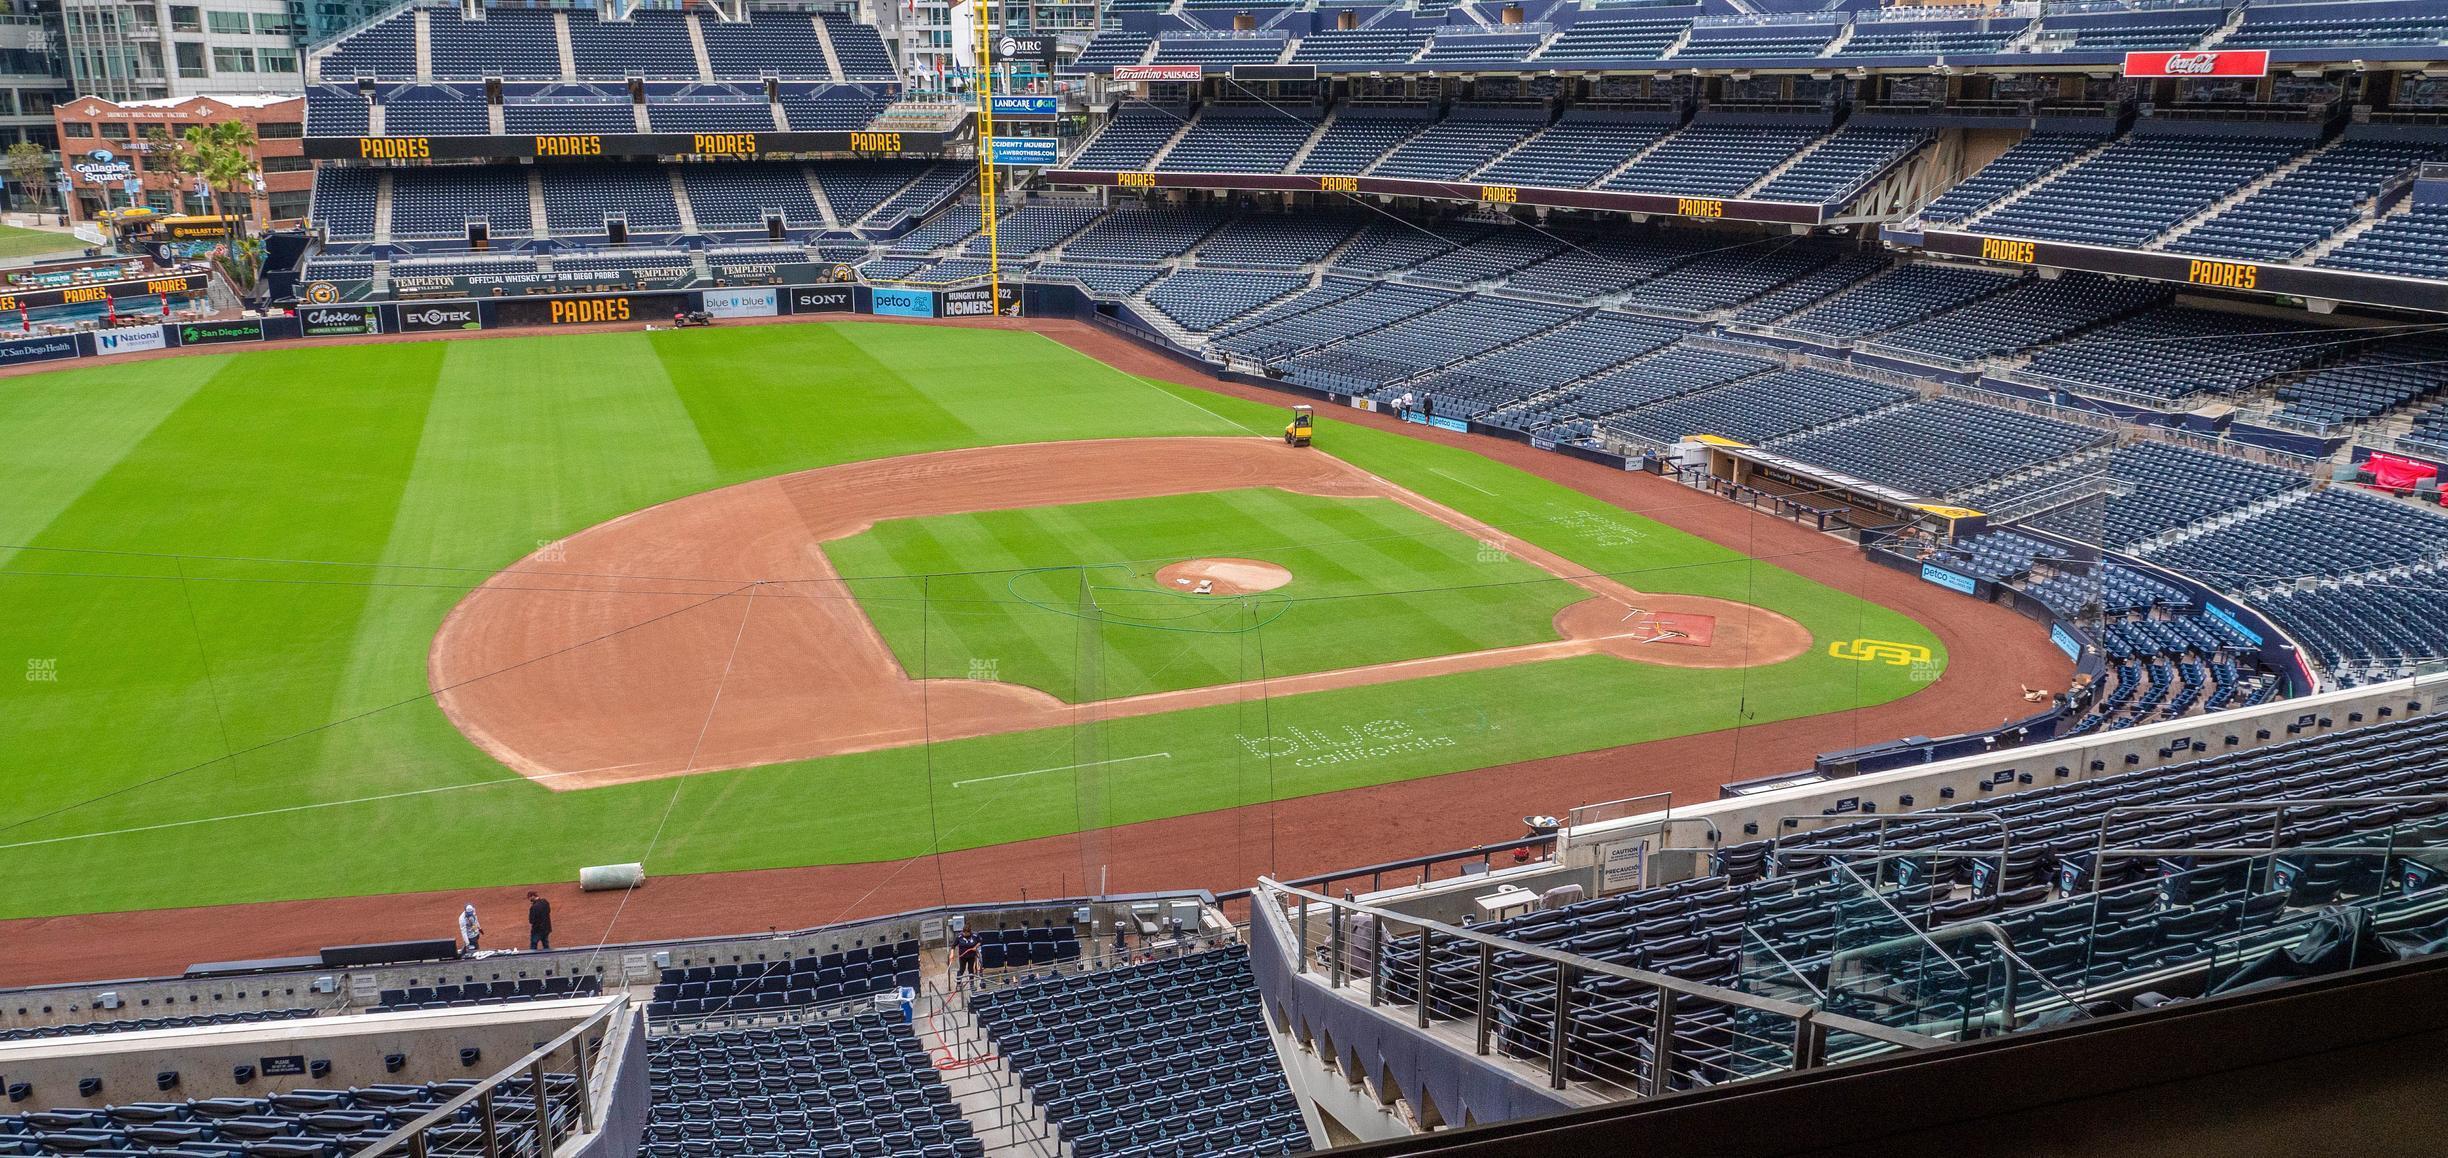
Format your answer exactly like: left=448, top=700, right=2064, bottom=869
left=2123, top=50, right=2269, bottom=78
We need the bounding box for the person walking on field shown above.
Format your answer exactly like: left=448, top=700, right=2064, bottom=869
left=459, top=903, right=483, bottom=955
left=527, top=891, right=553, bottom=952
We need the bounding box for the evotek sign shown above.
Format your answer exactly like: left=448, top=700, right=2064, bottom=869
left=400, top=304, right=480, bottom=332
left=2123, top=50, right=2270, bottom=78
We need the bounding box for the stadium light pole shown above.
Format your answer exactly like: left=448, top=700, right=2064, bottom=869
left=969, top=1, right=1004, bottom=316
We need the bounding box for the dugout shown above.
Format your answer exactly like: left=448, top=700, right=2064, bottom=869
left=1671, top=435, right=1989, bottom=541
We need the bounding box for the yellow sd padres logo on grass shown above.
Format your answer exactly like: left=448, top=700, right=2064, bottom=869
left=1828, top=638, right=1933, bottom=666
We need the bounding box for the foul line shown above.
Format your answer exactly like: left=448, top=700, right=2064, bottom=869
left=951, top=751, right=1170, bottom=789
left=1430, top=468, right=1499, bottom=497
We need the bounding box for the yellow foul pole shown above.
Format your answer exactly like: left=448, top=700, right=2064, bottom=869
left=970, top=1, right=1002, bottom=315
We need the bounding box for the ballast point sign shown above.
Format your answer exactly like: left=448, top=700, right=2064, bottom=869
left=2123, top=50, right=2270, bottom=78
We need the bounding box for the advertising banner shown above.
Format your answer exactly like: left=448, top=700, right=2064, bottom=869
left=398, top=302, right=483, bottom=333
left=1112, top=64, right=1205, bottom=83
left=1919, top=564, right=1980, bottom=597
left=490, top=293, right=693, bottom=327
left=870, top=287, right=937, bottom=318
left=786, top=285, right=855, bottom=314
left=92, top=324, right=167, bottom=356
left=2123, top=50, right=2269, bottom=78
left=2050, top=624, right=2082, bottom=662
left=941, top=284, right=1021, bottom=319
left=0, top=334, right=81, bottom=366
left=700, top=287, right=778, bottom=318
left=304, top=129, right=949, bottom=162
left=989, top=136, right=1060, bottom=166
left=991, top=95, right=1059, bottom=119
left=176, top=319, right=266, bottom=346
left=990, top=33, right=1058, bottom=67
left=299, top=305, right=381, bottom=336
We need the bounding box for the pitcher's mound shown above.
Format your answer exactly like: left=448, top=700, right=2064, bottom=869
left=1156, top=558, right=1292, bottom=595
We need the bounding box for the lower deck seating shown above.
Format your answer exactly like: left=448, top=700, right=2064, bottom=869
left=0, top=1074, right=581, bottom=1158
left=971, top=947, right=1307, bottom=1158
left=642, top=1013, right=980, bottom=1158
left=650, top=941, right=919, bottom=1021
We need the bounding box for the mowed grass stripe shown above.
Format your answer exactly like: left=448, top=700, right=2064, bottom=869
left=0, top=325, right=1946, bottom=918
left=0, top=355, right=229, bottom=562
left=1, top=346, right=446, bottom=830
left=300, top=334, right=728, bottom=792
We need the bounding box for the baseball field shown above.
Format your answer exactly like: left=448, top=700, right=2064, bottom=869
left=0, top=320, right=1947, bottom=921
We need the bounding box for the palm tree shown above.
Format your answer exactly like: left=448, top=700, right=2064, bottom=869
left=181, top=120, right=260, bottom=224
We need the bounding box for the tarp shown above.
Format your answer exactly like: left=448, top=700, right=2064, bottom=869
left=2366, top=452, right=2438, bottom=494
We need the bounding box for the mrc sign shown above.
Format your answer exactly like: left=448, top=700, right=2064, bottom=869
left=2123, top=50, right=2270, bottom=78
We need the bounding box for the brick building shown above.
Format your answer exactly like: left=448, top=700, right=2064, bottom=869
left=53, top=91, right=306, bottom=226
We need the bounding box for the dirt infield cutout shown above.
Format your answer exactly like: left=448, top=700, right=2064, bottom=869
left=429, top=437, right=1812, bottom=789
left=1155, top=557, right=1294, bottom=595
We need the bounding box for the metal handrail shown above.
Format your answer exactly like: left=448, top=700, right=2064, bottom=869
left=1769, top=811, right=2012, bottom=879
left=2081, top=796, right=2448, bottom=896
left=1255, top=877, right=1940, bottom=1051
left=357, top=995, right=630, bottom=1158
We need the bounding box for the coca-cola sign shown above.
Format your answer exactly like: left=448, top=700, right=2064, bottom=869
left=2123, top=50, right=2269, bottom=79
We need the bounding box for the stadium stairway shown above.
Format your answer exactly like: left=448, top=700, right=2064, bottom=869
left=2303, top=194, right=2416, bottom=266
left=914, top=989, right=1060, bottom=1155
left=1947, top=135, right=2121, bottom=230
left=2143, top=139, right=2341, bottom=253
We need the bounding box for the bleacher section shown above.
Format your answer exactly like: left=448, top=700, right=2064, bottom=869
left=1602, top=123, right=1824, bottom=197
left=1600, top=368, right=1912, bottom=449
left=1966, top=134, right=2312, bottom=248
left=0, top=1075, right=584, bottom=1158
left=2168, top=140, right=2447, bottom=262
left=1766, top=397, right=2105, bottom=498
left=650, top=940, right=918, bottom=1021
left=971, top=948, right=1309, bottom=1158
left=1963, top=441, right=2308, bottom=548
left=1366, top=710, right=2448, bottom=1090
left=642, top=1013, right=981, bottom=1158
left=2013, top=306, right=2346, bottom=405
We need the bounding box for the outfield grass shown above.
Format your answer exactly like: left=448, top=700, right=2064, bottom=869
left=0, top=223, right=81, bottom=262
left=825, top=488, right=1583, bottom=701
left=0, top=323, right=1944, bottom=917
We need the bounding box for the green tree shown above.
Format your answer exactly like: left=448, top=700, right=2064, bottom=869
left=212, top=234, right=264, bottom=296
left=5, top=141, right=50, bottom=211
left=181, top=120, right=259, bottom=222
left=142, top=125, right=199, bottom=212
